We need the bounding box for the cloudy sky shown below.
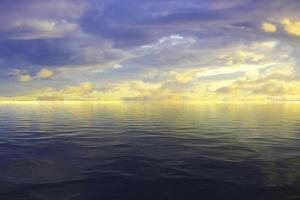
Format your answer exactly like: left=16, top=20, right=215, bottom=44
left=1, top=0, right=300, bottom=101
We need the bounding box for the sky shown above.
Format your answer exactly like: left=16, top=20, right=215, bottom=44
left=1, top=0, right=300, bottom=101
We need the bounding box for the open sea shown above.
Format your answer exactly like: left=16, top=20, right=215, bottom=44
left=0, top=102, right=299, bottom=200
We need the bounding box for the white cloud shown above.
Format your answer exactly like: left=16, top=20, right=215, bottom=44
left=113, top=64, right=123, bottom=69
left=196, top=63, right=276, bottom=78
left=141, top=35, right=195, bottom=51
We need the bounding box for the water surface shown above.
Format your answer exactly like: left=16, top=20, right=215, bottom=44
left=0, top=102, right=299, bottom=200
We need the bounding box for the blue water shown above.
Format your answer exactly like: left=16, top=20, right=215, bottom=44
left=0, top=102, right=299, bottom=200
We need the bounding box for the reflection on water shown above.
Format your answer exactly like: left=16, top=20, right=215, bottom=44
left=0, top=102, right=299, bottom=200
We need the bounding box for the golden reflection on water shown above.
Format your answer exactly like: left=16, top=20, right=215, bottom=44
left=0, top=101, right=299, bottom=187
left=2, top=101, right=300, bottom=133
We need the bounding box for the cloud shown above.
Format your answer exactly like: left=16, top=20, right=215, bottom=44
left=0, top=0, right=88, bottom=23
left=1, top=0, right=300, bottom=101
left=0, top=0, right=129, bottom=70
left=215, top=65, right=299, bottom=98
left=281, top=18, right=300, bottom=36
left=4, top=82, right=96, bottom=101
left=122, top=81, right=189, bottom=101
left=64, top=82, right=93, bottom=94
left=30, top=82, right=122, bottom=101
left=36, top=68, right=54, bottom=79
left=196, top=63, right=273, bottom=78
left=261, top=22, right=277, bottom=33
left=196, top=41, right=281, bottom=78
left=79, top=0, right=244, bottom=49
left=5, top=19, right=78, bottom=40
left=18, top=74, right=33, bottom=82
left=0, top=0, right=88, bottom=40
left=10, top=69, right=33, bottom=82
left=11, top=68, right=54, bottom=82
left=141, top=35, right=195, bottom=51
left=38, top=93, right=64, bottom=101
left=113, top=64, right=123, bottom=69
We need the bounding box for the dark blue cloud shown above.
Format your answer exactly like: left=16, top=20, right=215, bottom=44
left=79, top=0, right=300, bottom=50
left=0, top=39, right=76, bottom=67
left=80, top=0, right=232, bottom=48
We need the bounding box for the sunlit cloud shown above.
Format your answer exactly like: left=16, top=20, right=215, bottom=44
left=1, top=0, right=300, bottom=101
left=11, top=68, right=54, bottom=82
left=64, top=82, right=93, bottom=94
left=261, top=22, right=277, bottom=33
left=281, top=18, right=300, bottom=36
left=18, top=74, right=33, bottom=82
left=36, top=68, right=54, bottom=79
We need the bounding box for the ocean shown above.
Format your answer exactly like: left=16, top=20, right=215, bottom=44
left=0, top=102, right=299, bottom=200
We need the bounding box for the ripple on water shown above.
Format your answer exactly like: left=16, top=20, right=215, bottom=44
left=0, top=102, right=299, bottom=199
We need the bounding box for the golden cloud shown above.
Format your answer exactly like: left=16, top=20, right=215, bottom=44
left=36, top=68, right=54, bottom=79
left=12, top=68, right=54, bottom=82
left=261, top=22, right=277, bottom=33
left=281, top=18, right=300, bottom=36
left=18, top=74, right=32, bottom=82
left=64, top=82, right=93, bottom=94
left=215, top=65, right=300, bottom=99
left=3, top=39, right=298, bottom=102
